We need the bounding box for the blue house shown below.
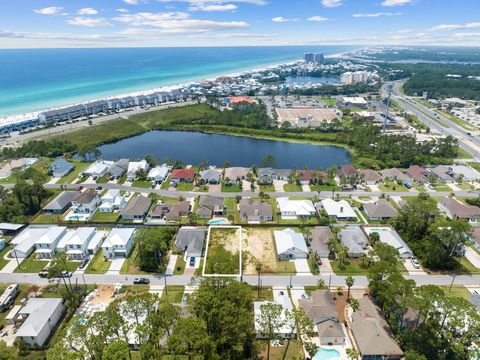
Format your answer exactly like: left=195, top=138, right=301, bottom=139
left=50, top=158, right=74, bottom=178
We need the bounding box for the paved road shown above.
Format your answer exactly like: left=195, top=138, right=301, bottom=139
left=3, top=272, right=479, bottom=288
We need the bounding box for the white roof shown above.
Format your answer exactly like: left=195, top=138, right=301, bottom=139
left=254, top=300, right=295, bottom=335
left=363, top=227, right=413, bottom=258
left=448, top=165, right=480, bottom=181
left=55, top=231, right=74, bottom=250
left=101, top=189, right=121, bottom=201
left=321, top=198, right=357, bottom=219
left=147, top=166, right=169, bottom=179
left=11, top=227, right=50, bottom=245
left=102, top=228, right=135, bottom=248
left=342, top=96, right=367, bottom=104
left=277, top=198, right=315, bottom=216
left=127, top=160, right=148, bottom=175
left=68, top=227, right=95, bottom=246
left=274, top=228, right=308, bottom=255
left=34, top=226, right=66, bottom=245
left=83, top=161, right=113, bottom=175
left=16, top=298, right=63, bottom=337
left=88, top=230, right=107, bottom=250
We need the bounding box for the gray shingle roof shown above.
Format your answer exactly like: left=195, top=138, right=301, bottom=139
left=43, top=191, right=78, bottom=211
left=363, top=199, right=399, bottom=219
left=175, top=228, right=206, bottom=254
left=122, top=196, right=152, bottom=217
left=239, top=199, right=272, bottom=218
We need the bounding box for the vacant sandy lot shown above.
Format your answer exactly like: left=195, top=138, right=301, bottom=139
left=209, top=227, right=241, bottom=254
left=242, top=228, right=279, bottom=274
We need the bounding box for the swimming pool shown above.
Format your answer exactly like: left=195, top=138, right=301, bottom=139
left=313, top=348, right=340, bottom=360
left=208, top=218, right=229, bottom=225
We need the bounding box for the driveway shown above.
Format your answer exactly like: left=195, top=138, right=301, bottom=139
left=165, top=254, right=177, bottom=275
left=465, top=247, right=480, bottom=269
left=106, top=258, right=126, bottom=275
left=0, top=259, right=23, bottom=274
left=289, top=287, right=308, bottom=307
left=242, top=180, right=256, bottom=192
left=47, top=177, right=60, bottom=185
left=318, top=258, right=333, bottom=274
left=293, top=259, right=312, bottom=275
left=403, top=259, right=428, bottom=275
left=273, top=180, right=286, bottom=192
left=369, top=184, right=381, bottom=192
left=208, top=184, right=221, bottom=193
left=301, top=184, right=311, bottom=192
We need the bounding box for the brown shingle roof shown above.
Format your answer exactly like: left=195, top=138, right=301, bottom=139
left=439, top=196, right=480, bottom=218
left=363, top=199, right=399, bottom=219
left=122, top=195, right=152, bottom=217
left=72, top=190, right=97, bottom=204
left=309, top=226, right=333, bottom=255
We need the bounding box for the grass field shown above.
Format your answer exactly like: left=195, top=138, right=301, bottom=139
left=378, top=181, right=409, bottom=192
left=259, top=184, right=275, bottom=192
left=283, top=183, right=302, bottom=192
left=173, top=255, right=186, bottom=275
left=32, top=213, right=62, bottom=224
left=84, top=249, right=111, bottom=274
left=132, top=179, right=153, bottom=188
left=162, top=285, right=185, bottom=304
left=0, top=245, right=12, bottom=271
left=90, top=211, right=120, bottom=223
left=176, top=182, right=194, bottom=191
left=224, top=197, right=240, bottom=223
left=221, top=184, right=242, bottom=192
left=439, top=285, right=472, bottom=299
left=204, top=227, right=241, bottom=275
left=321, top=97, right=337, bottom=107
left=14, top=257, right=49, bottom=273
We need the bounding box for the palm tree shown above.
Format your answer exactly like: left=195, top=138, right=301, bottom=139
left=223, top=160, right=231, bottom=169
left=345, top=276, right=354, bottom=301
left=346, top=348, right=360, bottom=360
left=255, top=262, right=263, bottom=298
left=349, top=298, right=360, bottom=312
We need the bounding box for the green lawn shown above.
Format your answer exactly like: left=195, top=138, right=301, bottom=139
left=224, top=197, right=240, bottom=223
left=321, top=97, right=337, bottom=107
left=0, top=245, right=12, bottom=271
left=458, top=257, right=480, bottom=274
left=132, top=179, right=153, bottom=188
left=432, top=182, right=452, bottom=192
left=32, top=213, right=62, bottom=224
left=260, top=339, right=304, bottom=360
left=57, top=161, right=90, bottom=184
left=456, top=182, right=474, bottom=190
left=90, top=211, right=120, bottom=223
left=309, top=184, right=339, bottom=191
left=117, top=175, right=127, bottom=184
left=457, top=147, right=474, bottom=160
left=378, top=181, right=409, bottom=192
left=161, top=177, right=171, bottom=189
left=162, top=285, right=185, bottom=304
left=84, top=249, right=111, bottom=274
left=176, top=182, right=194, bottom=191
left=221, top=184, right=242, bottom=192
left=173, top=255, right=186, bottom=275
left=283, top=183, right=302, bottom=192
left=96, top=176, right=109, bottom=184
left=331, top=258, right=368, bottom=275
left=439, top=285, right=472, bottom=299
left=275, top=261, right=296, bottom=274
left=14, top=256, right=49, bottom=273
left=259, top=184, right=275, bottom=192
left=251, top=286, right=273, bottom=301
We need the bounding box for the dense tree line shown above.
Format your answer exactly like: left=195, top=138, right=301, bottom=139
left=137, top=227, right=176, bottom=272
left=1, top=139, right=76, bottom=159
left=393, top=193, right=471, bottom=270
left=0, top=182, right=51, bottom=223
left=367, top=242, right=480, bottom=360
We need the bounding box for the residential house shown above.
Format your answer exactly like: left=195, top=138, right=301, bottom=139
left=239, top=199, right=273, bottom=222
left=363, top=199, right=398, bottom=221
left=196, top=195, right=225, bottom=219
left=121, top=195, right=152, bottom=221
left=320, top=198, right=358, bottom=221
left=42, top=191, right=78, bottom=214
left=198, top=168, right=222, bottom=185
left=407, top=165, right=428, bottom=184
left=309, top=226, right=334, bottom=258
left=71, top=190, right=100, bottom=215
left=257, top=168, right=291, bottom=184
left=339, top=227, right=368, bottom=257
left=429, top=166, right=455, bottom=184
left=274, top=228, right=308, bottom=260
left=50, top=158, right=74, bottom=178
left=254, top=290, right=296, bottom=339
left=65, top=228, right=96, bottom=260
left=363, top=226, right=413, bottom=259
left=224, top=167, right=250, bottom=185
left=448, top=165, right=480, bottom=182
left=170, top=169, right=196, bottom=184
left=277, top=197, right=316, bottom=219
left=380, top=168, right=412, bottom=185
left=438, top=196, right=480, bottom=221
left=350, top=296, right=404, bottom=359
left=336, top=165, right=358, bottom=179
left=298, top=290, right=345, bottom=345
left=296, top=170, right=327, bottom=185
left=471, top=227, right=480, bottom=251
left=106, top=159, right=129, bottom=180
left=15, top=298, right=66, bottom=347
left=82, top=160, right=114, bottom=178
left=34, top=226, right=67, bottom=259
left=0, top=158, right=38, bottom=179
left=102, top=228, right=136, bottom=259
left=99, top=189, right=126, bottom=213
left=358, top=169, right=382, bottom=185
left=127, top=160, right=149, bottom=181
left=150, top=201, right=190, bottom=221
left=175, top=227, right=206, bottom=259
left=87, top=231, right=107, bottom=255
left=11, top=226, right=56, bottom=259
left=147, top=166, right=169, bottom=183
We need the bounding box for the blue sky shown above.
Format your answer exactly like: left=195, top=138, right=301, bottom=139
left=1, top=0, right=479, bottom=48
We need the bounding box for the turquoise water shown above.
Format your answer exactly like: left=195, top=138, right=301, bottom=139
left=313, top=348, right=340, bottom=360
left=0, top=46, right=356, bottom=117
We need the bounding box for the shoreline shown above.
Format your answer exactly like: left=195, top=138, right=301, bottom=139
left=0, top=48, right=355, bottom=124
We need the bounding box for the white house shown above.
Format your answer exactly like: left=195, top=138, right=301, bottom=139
left=65, top=228, right=96, bottom=260
left=15, top=298, right=66, bottom=347
left=274, top=228, right=308, bottom=260
left=34, top=226, right=67, bottom=259
left=363, top=226, right=413, bottom=259
left=87, top=230, right=107, bottom=255
left=82, top=160, right=114, bottom=178
left=320, top=198, right=358, bottom=221
left=99, top=189, right=126, bottom=213
left=147, top=166, right=170, bottom=183
left=127, top=160, right=149, bottom=181
left=71, top=190, right=101, bottom=214
left=11, top=227, right=55, bottom=259
left=101, top=228, right=136, bottom=259
left=254, top=289, right=296, bottom=339
left=276, top=197, right=316, bottom=219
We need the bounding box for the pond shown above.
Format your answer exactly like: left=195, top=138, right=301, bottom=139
left=98, top=131, right=350, bottom=169
left=285, top=75, right=340, bottom=85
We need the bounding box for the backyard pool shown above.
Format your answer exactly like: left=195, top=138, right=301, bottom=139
left=208, top=218, right=230, bottom=225
left=313, top=348, right=340, bottom=360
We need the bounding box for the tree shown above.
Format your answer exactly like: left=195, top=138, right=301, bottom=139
left=223, top=159, right=231, bottom=169
left=137, top=227, right=176, bottom=272
left=368, top=232, right=380, bottom=246
left=282, top=308, right=314, bottom=360
left=349, top=298, right=360, bottom=312
left=144, top=154, right=157, bottom=168
left=346, top=348, right=360, bottom=360
left=345, top=276, right=354, bottom=301
left=261, top=154, right=276, bottom=168
left=102, top=340, right=130, bottom=360
left=135, top=168, right=147, bottom=181
left=167, top=317, right=212, bottom=358
left=257, top=303, right=284, bottom=360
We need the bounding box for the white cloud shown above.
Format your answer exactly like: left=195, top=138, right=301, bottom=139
left=77, top=8, right=98, bottom=15
left=122, top=0, right=147, bottom=5
left=158, top=0, right=266, bottom=4
left=396, top=28, right=414, bottom=34
left=308, top=16, right=329, bottom=22
left=428, top=22, right=480, bottom=32
left=381, top=0, right=415, bottom=7
left=116, top=8, right=129, bottom=13
left=189, top=4, right=237, bottom=11
left=271, top=17, right=298, bottom=23
left=353, top=12, right=402, bottom=18
left=34, top=7, right=67, bottom=16
left=320, top=0, right=342, bottom=8
left=67, top=17, right=111, bottom=27
left=450, top=32, right=480, bottom=39
left=114, top=12, right=190, bottom=26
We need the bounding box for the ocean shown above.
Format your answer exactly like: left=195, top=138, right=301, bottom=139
left=0, top=46, right=356, bottom=117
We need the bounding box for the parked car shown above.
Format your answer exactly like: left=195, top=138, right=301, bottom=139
left=189, top=257, right=196, bottom=267
left=38, top=271, right=49, bottom=278
left=79, top=257, right=89, bottom=270
left=410, top=258, right=421, bottom=269
left=60, top=271, right=72, bottom=278
left=96, top=186, right=103, bottom=190
left=133, top=277, right=150, bottom=285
